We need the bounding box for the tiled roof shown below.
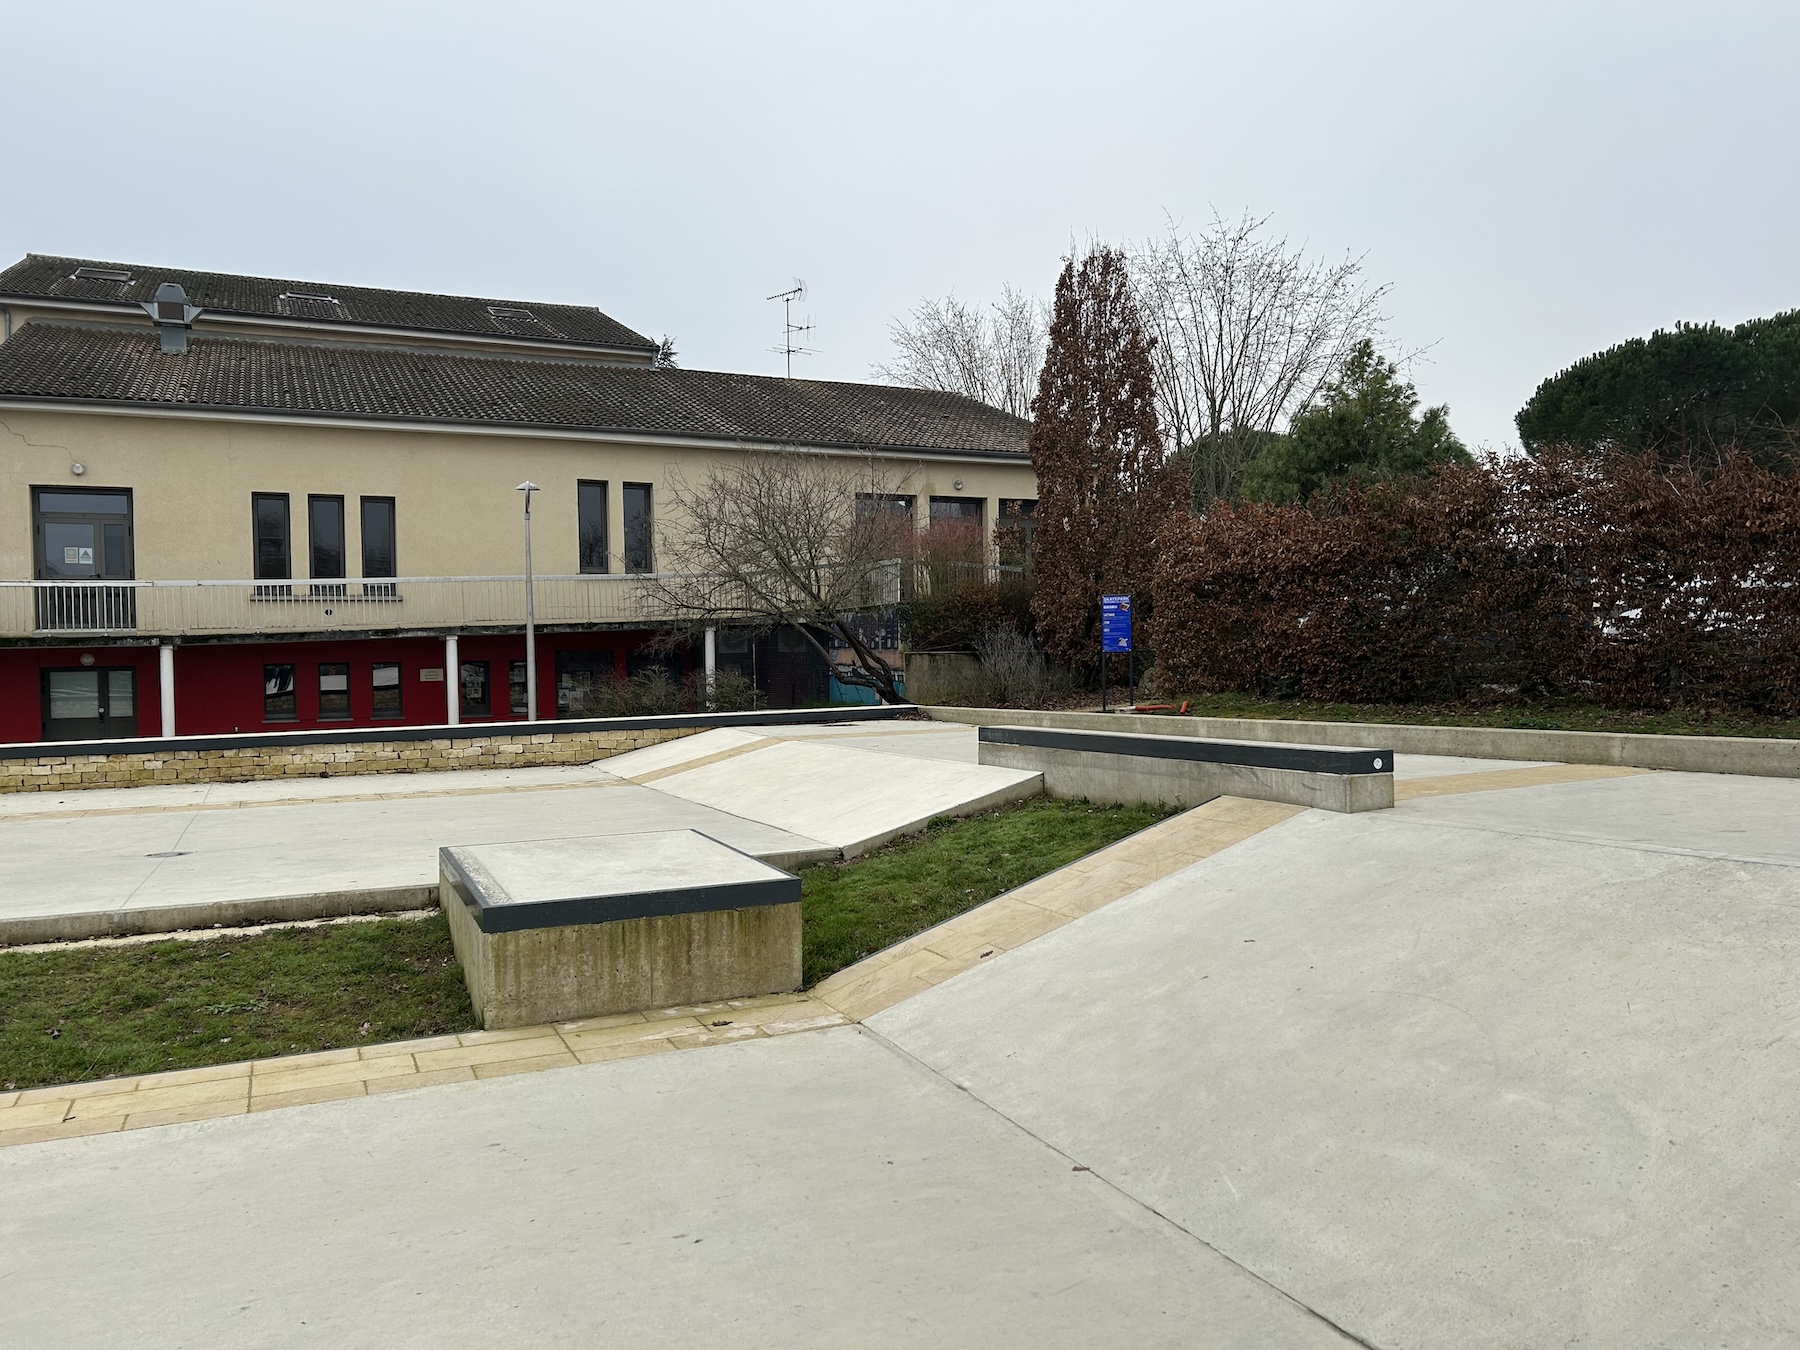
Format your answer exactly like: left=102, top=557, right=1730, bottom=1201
left=0, top=254, right=656, bottom=353
left=0, top=322, right=1032, bottom=458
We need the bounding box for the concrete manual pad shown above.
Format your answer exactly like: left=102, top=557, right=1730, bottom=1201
left=869, top=770, right=1800, bottom=1349
left=0, top=1028, right=1354, bottom=1349
left=447, top=829, right=796, bottom=927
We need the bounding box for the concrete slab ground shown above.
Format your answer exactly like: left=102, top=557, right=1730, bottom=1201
left=0, top=1029, right=1354, bottom=1349
left=2, top=758, right=1794, bottom=1344
left=0, top=723, right=1037, bottom=932
left=870, top=768, right=1800, bottom=1349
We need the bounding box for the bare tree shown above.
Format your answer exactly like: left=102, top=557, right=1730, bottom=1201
left=871, top=286, right=1046, bottom=417
left=643, top=451, right=912, bottom=703
left=1131, top=212, right=1390, bottom=505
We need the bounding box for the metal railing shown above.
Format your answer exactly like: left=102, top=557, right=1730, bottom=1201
left=2, top=575, right=664, bottom=638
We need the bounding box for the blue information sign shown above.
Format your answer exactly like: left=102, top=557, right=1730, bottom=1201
left=1101, top=594, right=1133, bottom=653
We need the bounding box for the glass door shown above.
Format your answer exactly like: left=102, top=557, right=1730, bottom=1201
left=33, top=488, right=136, bottom=631
left=41, top=668, right=138, bottom=741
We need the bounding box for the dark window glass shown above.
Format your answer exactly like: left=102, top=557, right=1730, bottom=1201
left=36, top=491, right=129, bottom=516
left=372, top=662, right=403, bottom=719
left=578, top=481, right=609, bottom=574
left=253, top=493, right=291, bottom=582
left=308, top=496, right=345, bottom=579
left=361, top=497, right=397, bottom=578
left=998, top=498, right=1037, bottom=564
left=264, top=664, right=297, bottom=722
left=33, top=486, right=134, bottom=580
left=623, top=483, right=653, bottom=573
left=855, top=493, right=915, bottom=520
left=318, top=663, right=351, bottom=720
left=718, top=628, right=750, bottom=654
left=460, top=661, right=490, bottom=717
left=928, top=495, right=985, bottom=529
left=510, top=660, right=528, bottom=715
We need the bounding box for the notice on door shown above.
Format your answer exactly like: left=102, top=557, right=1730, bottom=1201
left=63, top=546, right=95, bottom=566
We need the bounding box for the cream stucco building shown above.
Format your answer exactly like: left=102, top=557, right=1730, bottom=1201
left=0, top=255, right=1034, bottom=742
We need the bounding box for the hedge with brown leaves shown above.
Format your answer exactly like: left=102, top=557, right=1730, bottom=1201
left=1147, top=452, right=1800, bottom=713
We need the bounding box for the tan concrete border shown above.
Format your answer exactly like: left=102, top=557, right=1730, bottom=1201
left=922, top=706, right=1800, bottom=779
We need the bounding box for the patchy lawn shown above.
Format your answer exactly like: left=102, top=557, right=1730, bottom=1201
left=799, top=797, right=1174, bottom=987
left=1146, top=692, right=1800, bottom=741
left=0, top=796, right=1175, bottom=1091
left=0, top=914, right=473, bottom=1093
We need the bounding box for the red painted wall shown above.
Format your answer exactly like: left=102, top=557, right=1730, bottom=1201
left=0, top=646, right=165, bottom=744
left=0, top=631, right=683, bottom=744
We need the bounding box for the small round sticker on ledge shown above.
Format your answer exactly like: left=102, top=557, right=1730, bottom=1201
left=1374, top=757, right=1384, bottom=769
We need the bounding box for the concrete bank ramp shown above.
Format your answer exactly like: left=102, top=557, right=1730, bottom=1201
left=601, top=727, right=1043, bottom=857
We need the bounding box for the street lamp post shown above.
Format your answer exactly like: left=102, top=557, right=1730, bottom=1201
left=516, top=481, right=539, bottom=722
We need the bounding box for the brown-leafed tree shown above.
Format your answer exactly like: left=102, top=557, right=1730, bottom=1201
left=1028, top=246, right=1180, bottom=666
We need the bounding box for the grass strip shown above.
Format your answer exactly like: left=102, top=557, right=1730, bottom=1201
left=0, top=915, right=473, bottom=1093
left=1163, top=692, right=1800, bottom=741
left=0, top=796, right=1173, bottom=1091
left=798, top=797, right=1173, bottom=986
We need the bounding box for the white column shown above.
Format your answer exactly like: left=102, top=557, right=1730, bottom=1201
left=444, top=633, right=460, bottom=726
left=159, top=643, right=176, bottom=737
left=703, top=626, right=717, bottom=710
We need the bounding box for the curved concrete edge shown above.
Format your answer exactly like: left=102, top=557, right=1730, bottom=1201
left=924, top=706, right=1800, bottom=778
left=0, top=885, right=441, bottom=948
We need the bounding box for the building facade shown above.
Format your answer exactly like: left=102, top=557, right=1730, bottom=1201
left=0, top=255, right=1035, bottom=743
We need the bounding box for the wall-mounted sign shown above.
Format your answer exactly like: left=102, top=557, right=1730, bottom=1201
left=419, top=668, right=445, bottom=682
left=1101, top=594, right=1132, bottom=653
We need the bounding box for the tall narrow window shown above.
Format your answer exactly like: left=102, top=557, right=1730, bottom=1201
left=318, top=663, right=351, bottom=721
left=460, top=661, right=490, bottom=718
left=372, top=662, right=403, bottom=719
left=252, top=493, right=291, bottom=597
left=509, top=660, right=529, bottom=715
left=623, top=483, right=653, bottom=573
left=308, top=495, right=346, bottom=596
left=578, top=480, right=609, bottom=574
left=264, top=664, right=297, bottom=722
left=360, top=496, right=397, bottom=598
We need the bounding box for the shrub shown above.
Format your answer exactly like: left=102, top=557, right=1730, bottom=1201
left=1147, top=452, right=1800, bottom=714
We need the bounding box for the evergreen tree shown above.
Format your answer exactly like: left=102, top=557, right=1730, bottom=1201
left=1027, top=247, right=1179, bottom=666
left=1240, top=340, right=1467, bottom=503
left=1515, top=310, right=1800, bottom=470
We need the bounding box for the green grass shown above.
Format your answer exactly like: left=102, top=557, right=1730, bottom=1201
left=798, top=797, right=1174, bottom=986
left=0, top=915, right=476, bottom=1093
left=0, top=797, right=1172, bottom=1092
left=1163, top=692, right=1800, bottom=740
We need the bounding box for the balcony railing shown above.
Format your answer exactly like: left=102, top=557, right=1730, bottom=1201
left=1, top=562, right=1031, bottom=640
left=3, top=576, right=664, bottom=638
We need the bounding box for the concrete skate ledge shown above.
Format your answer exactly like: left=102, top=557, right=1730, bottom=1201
left=931, top=706, right=1800, bottom=778
left=978, top=725, right=1394, bottom=813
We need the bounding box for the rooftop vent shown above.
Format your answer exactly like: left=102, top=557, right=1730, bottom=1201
left=277, top=291, right=345, bottom=320
left=140, top=281, right=201, bottom=354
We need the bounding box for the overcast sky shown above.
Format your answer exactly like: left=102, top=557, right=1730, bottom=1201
left=4, top=1, right=1796, bottom=451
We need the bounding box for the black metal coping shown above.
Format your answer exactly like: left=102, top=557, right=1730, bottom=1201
left=0, top=704, right=913, bottom=762
left=979, top=725, right=1392, bottom=776
left=440, top=846, right=800, bottom=934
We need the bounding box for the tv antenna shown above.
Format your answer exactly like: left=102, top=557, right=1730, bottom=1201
left=767, top=279, right=815, bottom=378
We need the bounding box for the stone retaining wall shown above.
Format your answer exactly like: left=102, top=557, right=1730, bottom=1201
left=0, top=726, right=700, bottom=795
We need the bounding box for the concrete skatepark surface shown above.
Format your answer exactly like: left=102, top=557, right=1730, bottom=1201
left=0, top=724, right=1037, bottom=929
left=3, top=736, right=1797, bottom=1345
